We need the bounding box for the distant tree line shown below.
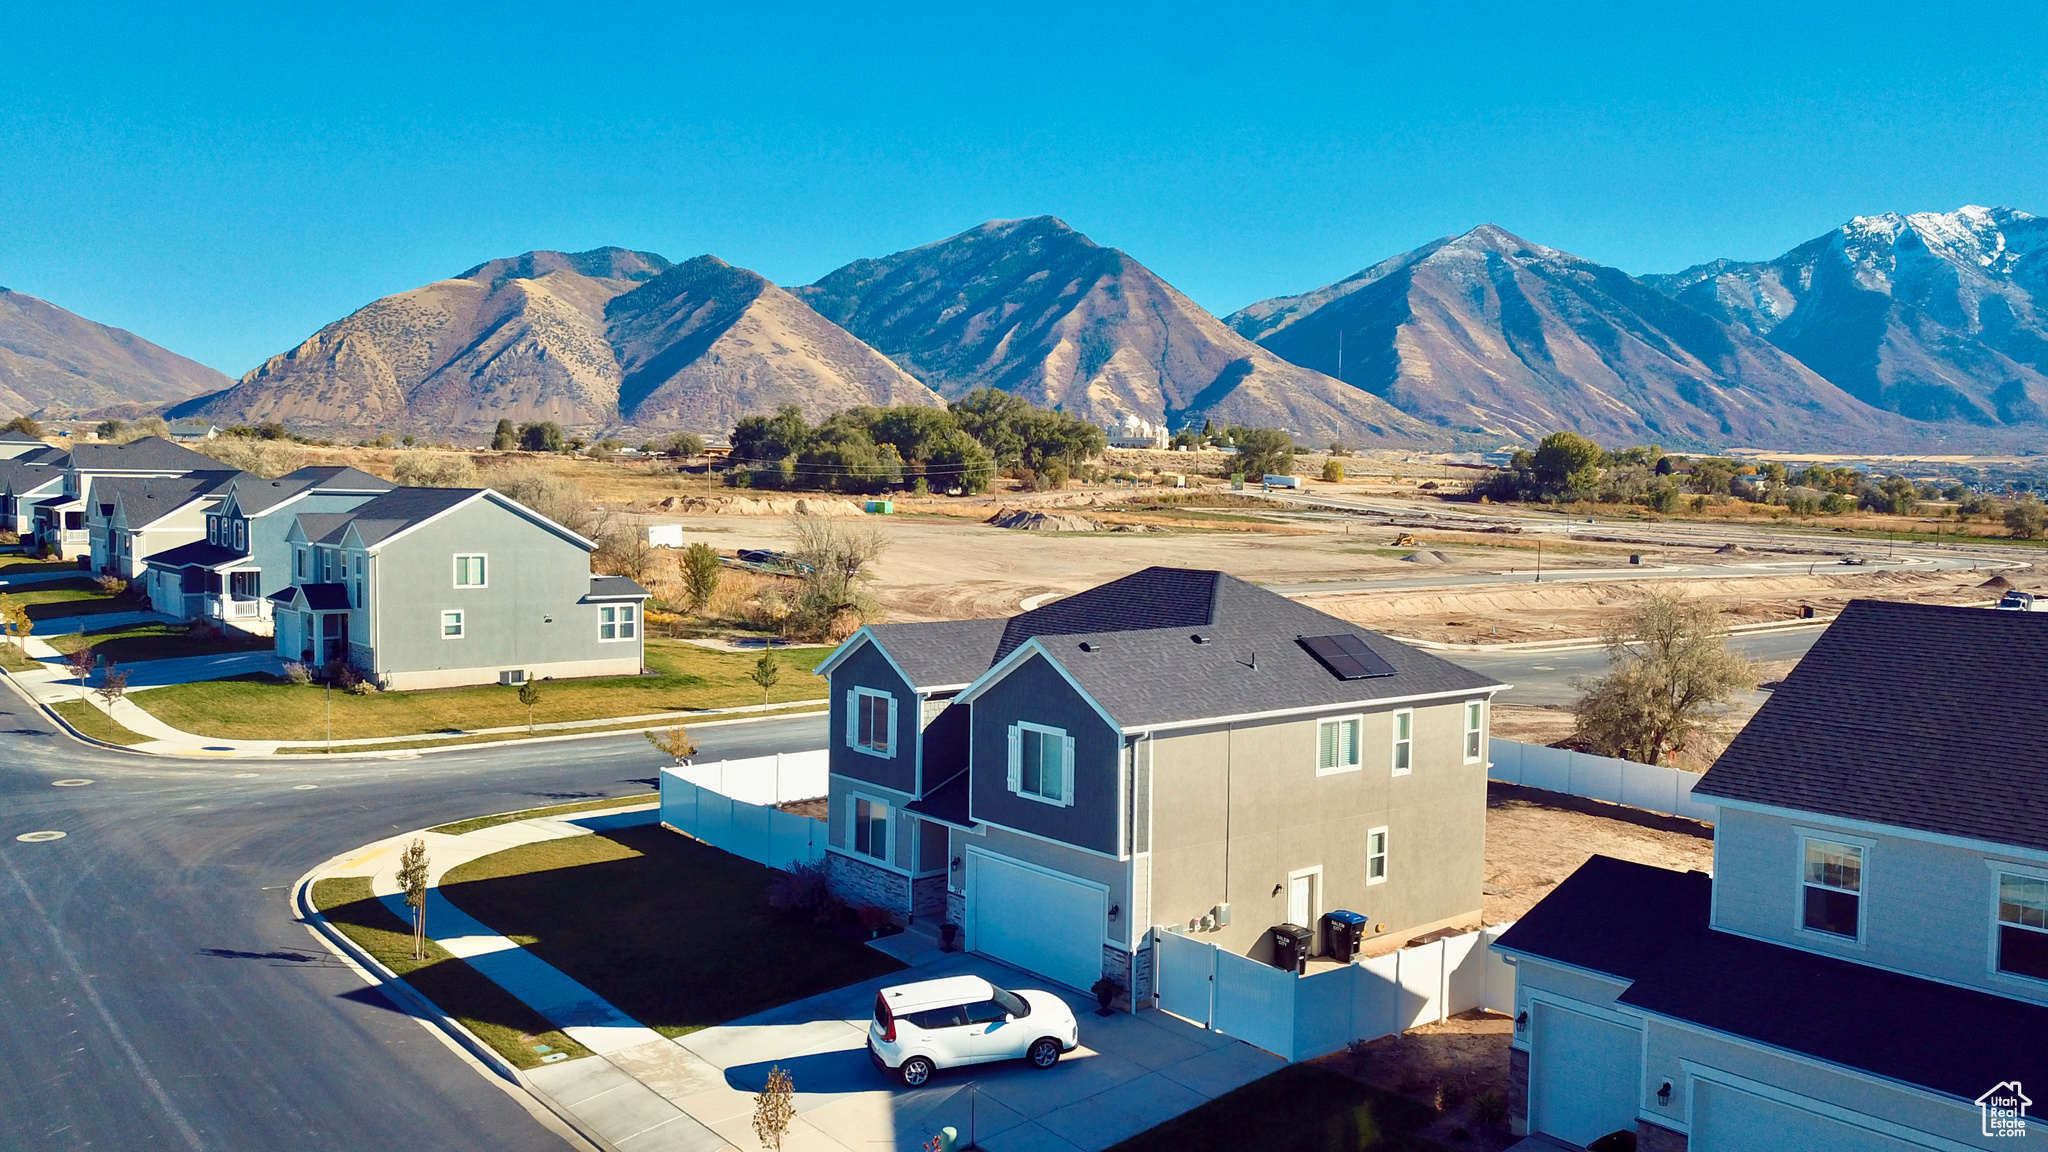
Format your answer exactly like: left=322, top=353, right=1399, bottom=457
left=1476, top=430, right=2041, bottom=535
left=725, top=390, right=1106, bottom=495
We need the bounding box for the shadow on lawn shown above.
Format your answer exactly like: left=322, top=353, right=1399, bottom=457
left=439, top=824, right=905, bottom=1036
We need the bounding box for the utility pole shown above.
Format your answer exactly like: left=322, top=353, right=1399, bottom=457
left=1535, top=537, right=1543, bottom=584
left=1336, top=329, right=1343, bottom=383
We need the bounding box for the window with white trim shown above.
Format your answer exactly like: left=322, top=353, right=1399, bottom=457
left=1367, top=827, right=1389, bottom=885
left=207, top=517, right=219, bottom=545
left=454, top=554, right=486, bottom=587
left=1317, top=716, right=1362, bottom=775
left=296, top=548, right=308, bottom=579
left=599, top=604, right=636, bottom=641
left=1007, top=721, right=1074, bottom=806
left=440, top=610, right=464, bottom=639
left=1463, top=700, right=1483, bottom=762
left=853, top=796, right=889, bottom=861
left=1801, top=837, right=1862, bottom=939
left=1391, top=709, right=1413, bottom=775
left=846, top=687, right=895, bottom=757
left=1998, top=871, right=2048, bottom=980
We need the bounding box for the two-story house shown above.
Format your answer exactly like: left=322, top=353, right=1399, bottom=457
left=0, top=445, right=69, bottom=536
left=32, top=437, right=223, bottom=560
left=268, top=486, right=648, bottom=689
left=814, top=566, right=1506, bottom=1002
left=141, top=466, right=393, bottom=629
left=1494, top=600, right=2048, bottom=1151
left=91, top=470, right=243, bottom=579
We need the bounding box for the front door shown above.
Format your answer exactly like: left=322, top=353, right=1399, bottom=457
left=321, top=613, right=349, bottom=664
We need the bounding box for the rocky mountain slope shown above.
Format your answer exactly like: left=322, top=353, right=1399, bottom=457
left=1228, top=225, right=1936, bottom=451
left=0, top=287, right=229, bottom=416
left=795, top=217, right=1437, bottom=446
left=1644, top=206, right=2048, bottom=428
left=172, top=248, right=939, bottom=435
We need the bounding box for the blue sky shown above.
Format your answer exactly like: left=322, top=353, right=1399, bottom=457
left=4, top=2, right=2045, bottom=377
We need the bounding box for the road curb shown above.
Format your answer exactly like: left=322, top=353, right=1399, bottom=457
left=277, top=705, right=829, bottom=760
left=291, top=855, right=614, bottom=1152
left=0, top=664, right=155, bottom=756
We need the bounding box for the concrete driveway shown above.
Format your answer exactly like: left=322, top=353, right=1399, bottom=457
left=531, top=952, right=1285, bottom=1152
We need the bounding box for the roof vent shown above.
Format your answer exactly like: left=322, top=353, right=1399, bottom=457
left=1299, top=633, right=1398, bottom=680
left=1078, top=641, right=1100, bottom=653
left=1191, top=633, right=1210, bottom=644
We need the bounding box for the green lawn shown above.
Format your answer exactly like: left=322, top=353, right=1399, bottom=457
left=49, top=699, right=153, bottom=745
left=48, top=622, right=272, bottom=663
left=273, top=701, right=825, bottom=755
left=429, top=793, right=657, bottom=836
left=1107, top=1063, right=1450, bottom=1152
left=132, top=639, right=830, bottom=742
left=311, top=876, right=590, bottom=1070
left=0, top=556, right=84, bottom=576
left=439, top=823, right=903, bottom=1037
left=11, top=579, right=130, bottom=621
left=0, top=643, right=39, bottom=673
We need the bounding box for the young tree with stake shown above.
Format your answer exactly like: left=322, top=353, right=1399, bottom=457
left=64, top=642, right=97, bottom=702
left=517, top=677, right=541, bottom=732
left=0, top=592, right=30, bottom=653
left=754, top=1065, right=795, bottom=1152
left=645, top=725, right=697, bottom=765
left=396, top=838, right=431, bottom=961
left=749, top=650, right=780, bottom=706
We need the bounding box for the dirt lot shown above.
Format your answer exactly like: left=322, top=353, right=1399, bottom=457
left=1483, top=782, right=1714, bottom=924
left=1313, top=1010, right=1520, bottom=1152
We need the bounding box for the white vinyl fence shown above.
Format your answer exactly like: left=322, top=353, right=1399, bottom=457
left=1489, top=739, right=1717, bottom=823
left=1153, top=922, right=1517, bottom=1062
left=659, top=750, right=830, bottom=872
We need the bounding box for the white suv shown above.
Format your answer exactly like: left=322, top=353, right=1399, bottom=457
left=866, top=975, right=1079, bottom=1086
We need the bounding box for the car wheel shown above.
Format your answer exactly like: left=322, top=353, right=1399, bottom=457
left=899, top=1056, right=935, bottom=1087
left=1028, top=1038, right=1061, bottom=1069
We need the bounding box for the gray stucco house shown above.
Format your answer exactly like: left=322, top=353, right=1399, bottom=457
left=0, top=444, right=70, bottom=537
left=140, top=466, right=393, bottom=630
left=91, top=469, right=240, bottom=580
left=814, top=566, right=1505, bottom=1002
left=1494, top=600, right=2047, bottom=1151
left=268, top=486, right=648, bottom=689
left=32, top=437, right=222, bottom=560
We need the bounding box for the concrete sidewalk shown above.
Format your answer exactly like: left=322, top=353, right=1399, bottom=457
left=321, top=806, right=1284, bottom=1152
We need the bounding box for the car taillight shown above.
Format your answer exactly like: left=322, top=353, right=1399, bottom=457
left=874, top=992, right=895, bottom=1042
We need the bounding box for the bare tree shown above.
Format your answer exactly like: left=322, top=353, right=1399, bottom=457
left=753, top=1065, right=796, bottom=1152
left=64, top=642, right=96, bottom=701
left=94, top=662, right=129, bottom=708
left=1571, top=592, right=1755, bottom=766
left=396, top=838, right=431, bottom=961
left=784, top=516, right=887, bottom=640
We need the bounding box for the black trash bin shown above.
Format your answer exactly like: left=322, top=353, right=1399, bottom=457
left=1271, top=923, right=1313, bottom=974
left=1321, top=910, right=1370, bottom=963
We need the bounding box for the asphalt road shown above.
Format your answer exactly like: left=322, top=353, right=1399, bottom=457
left=0, top=628, right=1817, bottom=1149
left=0, top=698, right=826, bottom=1152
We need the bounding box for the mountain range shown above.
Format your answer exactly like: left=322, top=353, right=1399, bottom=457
left=0, top=287, right=228, bottom=415
left=6, top=206, right=2044, bottom=452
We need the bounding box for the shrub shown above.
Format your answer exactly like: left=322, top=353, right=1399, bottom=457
left=1471, top=1089, right=1508, bottom=1128
left=282, top=661, right=312, bottom=686
left=95, top=574, right=127, bottom=595
left=1434, top=1080, right=1466, bottom=1112
left=766, top=860, right=831, bottom=913
left=345, top=677, right=376, bottom=695
left=1320, top=459, right=1344, bottom=483
left=856, top=904, right=894, bottom=932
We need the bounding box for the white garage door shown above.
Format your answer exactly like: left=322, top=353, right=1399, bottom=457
left=1693, top=1080, right=1926, bottom=1152
left=1530, top=1003, right=1641, bottom=1147
left=967, top=851, right=1104, bottom=992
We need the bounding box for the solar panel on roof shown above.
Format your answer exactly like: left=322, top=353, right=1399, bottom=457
left=1298, top=633, right=1397, bottom=680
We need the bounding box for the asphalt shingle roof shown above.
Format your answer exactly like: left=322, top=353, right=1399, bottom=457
left=68, top=437, right=220, bottom=472
left=291, top=512, right=356, bottom=545
left=96, top=471, right=243, bottom=526
left=1492, top=855, right=1712, bottom=981
left=1505, top=854, right=2048, bottom=1105
left=283, top=465, right=395, bottom=492
left=867, top=567, right=1504, bottom=727
left=1695, top=598, right=2048, bottom=852
left=303, top=487, right=481, bottom=546
left=1618, top=923, right=2048, bottom=1104
left=144, top=541, right=243, bottom=569
left=588, top=576, right=650, bottom=599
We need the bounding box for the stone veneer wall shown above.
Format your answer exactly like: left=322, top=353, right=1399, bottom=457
left=1508, top=1047, right=1529, bottom=1135
left=827, top=851, right=909, bottom=915
left=1130, top=940, right=1156, bottom=1009
left=946, top=889, right=965, bottom=927
left=1636, top=1120, right=1688, bottom=1152
left=911, top=875, right=948, bottom=925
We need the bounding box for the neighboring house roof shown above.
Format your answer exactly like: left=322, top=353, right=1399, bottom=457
left=1504, top=854, right=2048, bottom=1106
left=1618, top=920, right=2048, bottom=1105
left=587, top=576, right=651, bottom=600
left=68, top=436, right=220, bottom=472
left=1696, top=599, right=2048, bottom=852
left=0, top=429, right=45, bottom=444
left=270, top=583, right=351, bottom=610
left=226, top=475, right=316, bottom=515
left=1490, top=855, right=1712, bottom=981
left=0, top=454, right=65, bottom=495
left=317, top=487, right=482, bottom=546
left=835, top=567, right=1505, bottom=727
left=98, top=471, right=242, bottom=530
left=144, top=541, right=246, bottom=570
left=282, top=465, right=396, bottom=493
left=290, top=512, right=357, bottom=544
